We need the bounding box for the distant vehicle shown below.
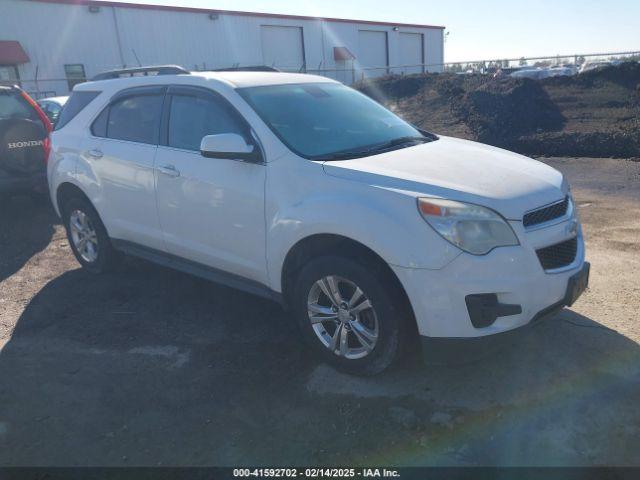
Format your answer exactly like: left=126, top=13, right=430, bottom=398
left=510, top=68, right=544, bottom=80
left=48, top=67, right=588, bottom=375
left=544, top=66, right=576, bottom=78
left=0, top=85, right=52, bottom=199
left=510, top=66, right=575, bottom=80
left=579, top=60, right=619, bottom=74
left=38, top=96, right=68, bottom=126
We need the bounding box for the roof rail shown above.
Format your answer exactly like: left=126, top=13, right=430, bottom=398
left=91, top=65, right=190, bottom=81
left=212, top=66, right=281, bottom=72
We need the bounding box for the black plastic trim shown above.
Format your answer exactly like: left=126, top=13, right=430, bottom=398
left=213, top=66, right=280, bottom=72
left=200, top=149, right=262, bottom=162
left=91, top=65, right=189, bottom=81
left=465, top=294, right=522, bottom=328
left=523, top=196, right=569, bottom=228
left=110, top=239, right=283, bottom=304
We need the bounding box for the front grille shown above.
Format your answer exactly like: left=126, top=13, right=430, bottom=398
left=536, top=237, right=578, bottom=270
left=523, top=196, right=569, bottom=228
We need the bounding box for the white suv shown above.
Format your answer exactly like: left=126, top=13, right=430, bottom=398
left=49, top=66, right=589, bottom=375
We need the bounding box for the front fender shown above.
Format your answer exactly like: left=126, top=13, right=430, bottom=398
left=266, top=158, right=460, bottom=292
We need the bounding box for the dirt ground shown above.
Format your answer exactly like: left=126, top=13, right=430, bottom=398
left=0, top=158, right=639, bottom=466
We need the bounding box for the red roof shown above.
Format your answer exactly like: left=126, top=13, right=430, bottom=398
left=334, top=47, right=356, bottom=61
left=29, top=0, right=446, bottom=30
left=0, top=41, right=30, bottom=64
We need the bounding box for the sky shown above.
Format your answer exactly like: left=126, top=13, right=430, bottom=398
left=97, top=0, right=639, bottom=62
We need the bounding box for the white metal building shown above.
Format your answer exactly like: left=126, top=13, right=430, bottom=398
left=0, top=0, right=445, bottom=97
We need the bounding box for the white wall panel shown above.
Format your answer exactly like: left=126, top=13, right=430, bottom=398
left=425, top=29, right=445, bottom=72
left=0, top=0, right=444, bottom=94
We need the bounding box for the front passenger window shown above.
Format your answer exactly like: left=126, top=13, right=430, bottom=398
left=168, top=94, right=247, bottom=152
left=107, top=94, right=163, bottom=145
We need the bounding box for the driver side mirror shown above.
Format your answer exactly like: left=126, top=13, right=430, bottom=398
left=200, top=134, right=262, bottom=162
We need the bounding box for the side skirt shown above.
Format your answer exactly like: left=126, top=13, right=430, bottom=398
left=111, top=239, right=284, bottom=305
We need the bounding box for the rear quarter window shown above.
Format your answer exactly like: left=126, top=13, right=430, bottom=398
left=55, top=91, right=100, bottom=130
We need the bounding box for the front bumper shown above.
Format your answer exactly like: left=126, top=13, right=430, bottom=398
left=418, top=262, right=589, bottom=364
left=392, top=216, right=586, bottom=338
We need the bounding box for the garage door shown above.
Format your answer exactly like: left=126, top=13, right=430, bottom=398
left=261, top=25, right=305, bottom=71
left=399, top=33, right=424, bottom=74
left=357, top=30, right=388, bottom=78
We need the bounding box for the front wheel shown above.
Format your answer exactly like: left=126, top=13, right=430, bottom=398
left=292, top=256, right=408, bottom=375
left=62, top=196, right=119, bottom=273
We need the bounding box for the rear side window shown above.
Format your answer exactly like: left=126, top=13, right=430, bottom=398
left=106, top=94, right=163, bottom=144
left=91, top=107, right=109, bottom=137
left=0, top=92, right=40, bottom=122
left=55, top=91, right=100, bottom=130
left=168, top=94, right=246, bottom=151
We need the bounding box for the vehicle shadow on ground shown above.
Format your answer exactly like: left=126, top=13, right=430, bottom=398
left=0, top=195, right=58, bottom=282
left=0, top=261, right=639, bottom=466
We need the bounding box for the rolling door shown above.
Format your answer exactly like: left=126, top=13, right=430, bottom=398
left=261, top=25, right=305, bottom=71
left=399, top=33, right=424, bottom=74
left=357, top=30, right=388, bottom=78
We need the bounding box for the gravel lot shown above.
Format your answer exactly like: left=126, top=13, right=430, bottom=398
left=0, top=157, right=639, bottom=466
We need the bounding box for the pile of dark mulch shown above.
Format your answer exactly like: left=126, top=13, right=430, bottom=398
left=516, top=131, right=640, bottom=158
left=449, top=77, right=565, bottom=148
left=354, top=62, right=640, bottom=158
left=356, top=73, right=565, bottom=150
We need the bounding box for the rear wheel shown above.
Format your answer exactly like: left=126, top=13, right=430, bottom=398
left=62, top=196, right=119, bottom=273
left=292, top=256, right=407, bottom=375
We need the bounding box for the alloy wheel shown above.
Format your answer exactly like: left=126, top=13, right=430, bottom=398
left=307, top=275, right=379, bottom=359
left=69, top=209, right=99, bottom=263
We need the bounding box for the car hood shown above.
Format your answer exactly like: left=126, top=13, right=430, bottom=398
left=322, top=136, right=567, bottom=220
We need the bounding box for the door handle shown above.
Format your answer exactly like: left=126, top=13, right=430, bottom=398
left=157, top=164, right=180, bottom=177
left=88, top=149, right=103, bottom=159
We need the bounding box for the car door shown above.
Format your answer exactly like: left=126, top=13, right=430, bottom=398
left=154, top=85, right=268, bottom=285
left=86, top=86, right=166, bottom=251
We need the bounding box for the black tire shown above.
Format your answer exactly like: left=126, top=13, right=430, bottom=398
left=292, top=255, right=409, bottom=375
left=62, top=196, right=119, bottom=273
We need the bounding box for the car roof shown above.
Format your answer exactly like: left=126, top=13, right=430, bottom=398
left=196, top=71, right=338, bottom=88
left=39, top=96, right=68, bottom=105
left=74, top=70, right=338, bottom=92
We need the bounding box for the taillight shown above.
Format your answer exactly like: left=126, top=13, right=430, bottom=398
left=20, top=90, right=53, bottom=163
left=42, top=136, right=52, bottom=164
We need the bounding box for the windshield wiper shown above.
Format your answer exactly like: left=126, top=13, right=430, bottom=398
left=317, top=135, right=434, bottom=161
left=367, top=135, right=433, bottom=153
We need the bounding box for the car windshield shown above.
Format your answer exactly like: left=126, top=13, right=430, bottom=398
left=239, top=82, right=433, bottom=160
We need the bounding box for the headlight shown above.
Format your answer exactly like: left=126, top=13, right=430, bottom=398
left=417, top=198, right=519, bottom=255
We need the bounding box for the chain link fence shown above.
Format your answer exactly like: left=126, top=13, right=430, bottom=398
left=307, top=49, right=640, bottom=83
left=5, top=49, right=639, bottom=99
